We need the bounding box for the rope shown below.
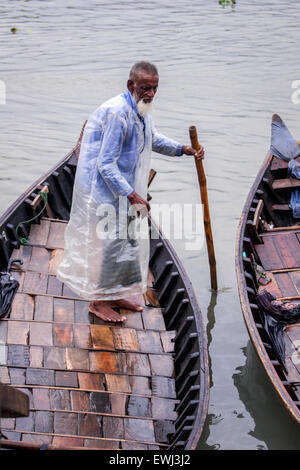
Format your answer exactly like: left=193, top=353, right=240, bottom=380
left=16, top=190, right=48, bottom=245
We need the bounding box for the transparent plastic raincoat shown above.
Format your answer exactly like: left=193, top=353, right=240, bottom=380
left=56, top=90, right=183, bottom=300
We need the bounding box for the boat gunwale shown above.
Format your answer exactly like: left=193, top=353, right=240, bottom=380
left=235, top=150, right=300, bottom=425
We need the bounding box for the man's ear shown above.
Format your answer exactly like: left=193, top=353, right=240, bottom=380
left=127, top=79, right=134, bottom=93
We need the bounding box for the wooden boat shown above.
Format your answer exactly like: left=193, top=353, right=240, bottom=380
left=236, top=134, right=300, bottom=425
left=0, top=125, right=209, bottom=450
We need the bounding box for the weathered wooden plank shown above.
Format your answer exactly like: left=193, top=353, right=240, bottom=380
left=273, top=273, right=298, bottom=298
left=10, top=293, right=34, bottom=321
left=8, top=345, right=30, bottom=367
left=151, top=377, right=176, bottom=399
left=151, top=397, right=177, bottom=420
left=54, top=411, right=78, bottom=435
left=54, top=298, right=75, bottom=323
left=47, top=222, right=66, bottom=249
left=136, top=330, right=163, bottom=353
left=48, top=249, right=64, bottom=275
left=29, top=247, right=50, bottom=274
left=78, top=413, right=101, bottom=437
left=30, top=346, right=44, bottom=368
left=110, top=393, right=127, bottom=415
left=89, top=351, right=119, bottom=374
left=49, top=389, right=71, bottom=410
left=255, top=237, right=283, bottom=271
left=26, top=369, right=55, bottom=387
left=149, top=354, right=174, bottom=377
left=272, top=177, right=300, bottom=190
left=123, top=311, right=143, bottom=330
left=144, top=288, right=160, bottom=307
left=124, top=417, right=155, bottom=443
left=30, top=322, right=53, bottom=347
left=105, top=374, right=131, bottom=393
left=34, top=295, right=53, bottom=322
left=74, top=301, right=91, bottom=324
left=89, top=391, right=111, bottom=413
left=73, top=324, right=92, bottom=349
left=35, top=411, right=53, bottom=433
left=7, top=320, right=29, bottom=345
left=44, top=347, right=67, bottom=370
left=103, top=416, right=124, bottom=439
left=47, top=275, right=63, bottom=296
left=90, top=325, right=115, bottom=350
left=55, top=371, right=78, bottom=388
left=53, top=323, right=74, bottom=347
left=129, top=376, right=151, bottom=395
left=28, top=219, right=51, bottom=246
left=142, top=307, right=165, bottom=331
left=127, top=395, right=151, bottom=418
left=52, top=436, right=84, bottom=448
left=125, top=353, right=151, bottom=376
left=160, top=331, right=175, bottom=353
left=71, top=391, right=90, bottom=412
left=113, top=328, right=139, bottom=352
left=9, top=368, right=26, bottom=385
left=84, top=438, right=119, bottom=449
left=10, top=245, right=32, bottom=271
left=78, top=372, right=105, bottom=391
left=23, top=272, right=48, bottom=295
left=66, top=348, right=89, bottom=371
left=32, top=388, right=50, bottom=410
left=274, top=233, right=300, bottom=268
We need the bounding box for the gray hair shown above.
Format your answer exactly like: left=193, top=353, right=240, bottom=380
left=129, top=61, right=158, bottom=80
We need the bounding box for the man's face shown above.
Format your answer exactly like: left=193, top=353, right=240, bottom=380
left=128, top=72, right=159, bottom=104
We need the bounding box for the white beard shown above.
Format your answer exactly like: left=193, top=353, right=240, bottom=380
left=133, top=93, right=153, bottom=117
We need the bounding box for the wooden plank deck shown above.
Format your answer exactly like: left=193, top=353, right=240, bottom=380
left=0, top=219, right=177, bottom=450
left=256, top=230, right=300, bottom=398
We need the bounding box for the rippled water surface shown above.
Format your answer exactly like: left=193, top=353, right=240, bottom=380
left=1, top=0, right=300, bottom=450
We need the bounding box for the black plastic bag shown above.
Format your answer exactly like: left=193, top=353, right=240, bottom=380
left=0, top=259, right=23, bottom=319
left=256, top=290, right=300, bottom=372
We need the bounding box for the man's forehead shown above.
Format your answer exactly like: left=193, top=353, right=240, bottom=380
left=133, top=71, right=159, bottom=84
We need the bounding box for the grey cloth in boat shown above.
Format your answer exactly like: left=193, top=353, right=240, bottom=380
left=289, top=189, right=300, bottom=218
left=56, top=90, right=183, bottom=300
left=270, top=115, right=300, bottom=161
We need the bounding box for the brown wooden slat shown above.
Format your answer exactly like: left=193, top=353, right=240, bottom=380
left=28, top=219, right=51, bottom=246
left=46, top=221, right=66, bottom=249
left=0, top=428, right=168, bottom=447
left=272, top=177, right=300, bottom=190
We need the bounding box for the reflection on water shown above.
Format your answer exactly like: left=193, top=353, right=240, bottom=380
left=233, top=341, right=300, bottom=450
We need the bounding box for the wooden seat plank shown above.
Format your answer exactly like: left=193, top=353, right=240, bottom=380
left=272, top=177, right=300, bottom=190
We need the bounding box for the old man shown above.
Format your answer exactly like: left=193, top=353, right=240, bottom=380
left=57, top=61, right=204, bottom=322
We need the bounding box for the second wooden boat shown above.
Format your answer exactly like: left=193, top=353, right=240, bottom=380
left=236, top=115, right=300, bottom=425
left=0, top=125, right=209, bottom=450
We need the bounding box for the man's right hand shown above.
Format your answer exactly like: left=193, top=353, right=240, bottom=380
left=127, top=190, right=150, bottom=216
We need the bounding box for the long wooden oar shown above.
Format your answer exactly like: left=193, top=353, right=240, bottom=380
left=189, top=126, right=217, bottom=291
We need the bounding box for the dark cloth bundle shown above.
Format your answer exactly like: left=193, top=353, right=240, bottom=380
left=256, top=290, right=300, bottom=372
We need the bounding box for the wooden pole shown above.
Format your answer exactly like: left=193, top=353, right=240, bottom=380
left=189, top=126, right=217, bottom=291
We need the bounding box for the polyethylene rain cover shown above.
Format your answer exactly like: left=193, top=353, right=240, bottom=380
left=57, top=91, right=182, bottom=300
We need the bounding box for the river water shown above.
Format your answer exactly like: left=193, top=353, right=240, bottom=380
left=1, top=0, right=300, bottom=450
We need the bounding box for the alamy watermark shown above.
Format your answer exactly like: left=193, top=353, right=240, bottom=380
left=95, top=197, right=205, bottom=251
left=291, top=80, right=300, bottom=105
left=0, top=79, right=6, bottom=104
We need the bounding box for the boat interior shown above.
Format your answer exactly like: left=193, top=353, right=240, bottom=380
left=241, top=154, right=300, bottom=410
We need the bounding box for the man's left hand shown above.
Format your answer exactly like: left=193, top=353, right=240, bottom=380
left=182, top=145, right=205, bottom=160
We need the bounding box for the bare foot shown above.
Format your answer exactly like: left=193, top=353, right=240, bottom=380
left=111, top=298, right=143, bottom=312
left=89, top=301, right=127, bottom=322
